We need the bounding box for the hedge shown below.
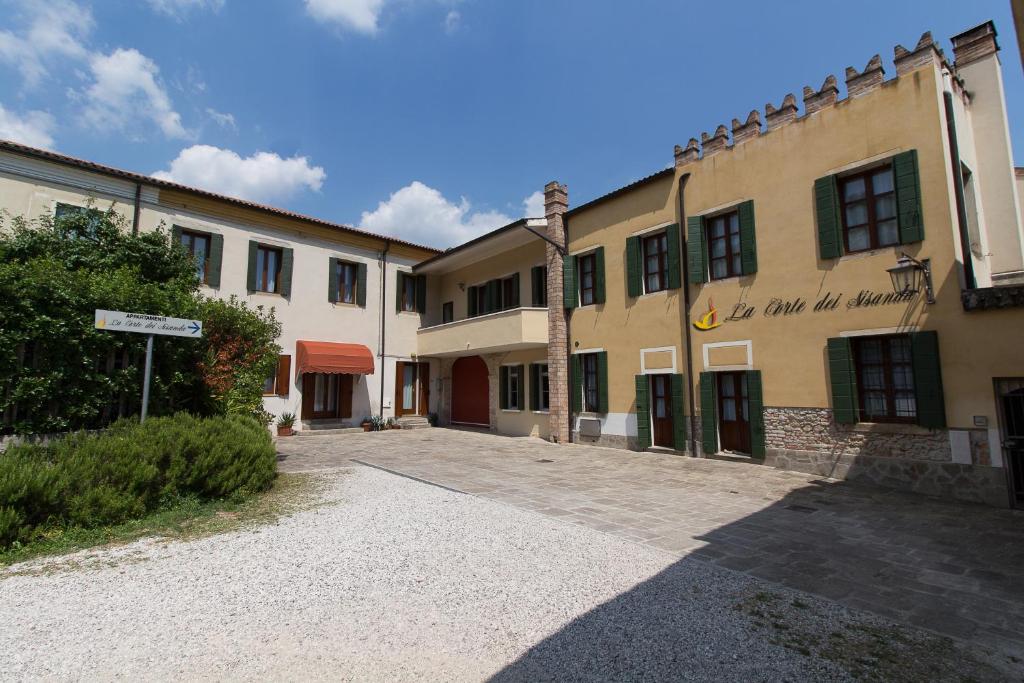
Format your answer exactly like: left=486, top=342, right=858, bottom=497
left=0, top=413, right=277, bottom=548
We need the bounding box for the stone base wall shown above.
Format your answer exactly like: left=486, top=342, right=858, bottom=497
left=765, top=406, right=957, bottom=462
left=572, top=431, right=637, bottom=451
left=766, top=448, right=1010, bottom=508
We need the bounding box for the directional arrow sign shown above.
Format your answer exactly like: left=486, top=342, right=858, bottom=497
left=95, top=309, right=203, bottom=338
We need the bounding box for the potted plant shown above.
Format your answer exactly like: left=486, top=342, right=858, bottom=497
left=370, top=415, right=385, bottom=432
left=276, top=412, right=296, bottom=437
left=427, top=412, right=439, bottom=427
left=387, top=417, right=399, bottom=430
left=360, top=416, right=372, bottom=432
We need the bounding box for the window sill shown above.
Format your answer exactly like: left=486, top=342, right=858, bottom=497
left=250, top=291, right=285, bottom=298
left=842, top=422, right=933, bottom=435
left=704, top=275, right=743, bottom=286
left=578, top=412, right=603, bottom=419
left=531, top=410, right=550, bottom=415
left=332, top=301, right=362, bottom=309
left=837, top=245, right=901, bottom=262
left=501, top=408, right=523, bottom=413
left=636, top=288, right=672, bottom=299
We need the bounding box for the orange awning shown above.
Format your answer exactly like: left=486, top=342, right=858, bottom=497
left=296, top=341, right=375, bottom=376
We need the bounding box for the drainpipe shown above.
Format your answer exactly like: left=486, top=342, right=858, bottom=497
left=942, top=69, right=976, bottom=290
left=676, top=172, right=698, bottom=458
left=378, top=239, right=391, bottom=416
left=564, top=215, right=573, bottom=443
left=131, top=182, right=142, bottom=235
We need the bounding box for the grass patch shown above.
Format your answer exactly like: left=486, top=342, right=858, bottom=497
left=0, top=472, right=322, bottom=569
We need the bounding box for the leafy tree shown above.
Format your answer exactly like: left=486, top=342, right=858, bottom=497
left=0, top=205, right=280, bottom=434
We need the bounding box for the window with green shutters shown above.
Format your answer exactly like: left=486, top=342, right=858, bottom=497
left=172, top=226, right=222, bottom=287
left=699, top=371, right=717, bottom=455
left=574, top=351, right=608, bottom=414
left=568, top=248, right=606, bottom=307
left=530, top=363, right=550, bottom=411
left=247, top=241, right=292, bottom=296
left=687, top=216, right=708, bottom=284
left=815, top=150, right=923, bottom=259
left=688, top=203, right=757, bottom=283
left=499, top=365, right=525, bottom=411
left=396, top=272, right=426, bottom=313
left=826, top=332, right=945, bottom=428
left=626, top=224, right=683, bottom=297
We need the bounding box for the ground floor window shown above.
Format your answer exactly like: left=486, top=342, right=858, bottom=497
left=262, top=355, right=291, bottom=397
left=500, top=365, right=524, bottom=410
left=583, top=354, right=599, bottom=412
left=531, top=363, right=549, bottom=411
left=853, top=335, right=916, bottom=422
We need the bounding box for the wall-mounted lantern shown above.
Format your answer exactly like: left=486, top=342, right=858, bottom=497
left=887, top=253, right=935, bottom=304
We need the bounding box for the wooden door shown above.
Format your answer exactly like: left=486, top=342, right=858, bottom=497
left=302, top=373, right=342, bottom=420
left=717, top=371, right=751, bottom=454
left=395, top=361, right=421, bottom=416
left=452, top=355, right=489, bottom=426
left=650, top=374, right=674, bottom=447
left=417, top=363, right=430, bottom=416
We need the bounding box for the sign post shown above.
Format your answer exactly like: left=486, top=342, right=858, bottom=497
left=94, top=310, right=203, bottom=422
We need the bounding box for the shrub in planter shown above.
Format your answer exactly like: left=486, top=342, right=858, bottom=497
left=0, top=413, right=276, bottom=549
left=276, top=412, right=296, bottom=437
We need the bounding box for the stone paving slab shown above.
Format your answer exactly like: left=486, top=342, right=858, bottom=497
left=276, top=428, right=1024, bottom=659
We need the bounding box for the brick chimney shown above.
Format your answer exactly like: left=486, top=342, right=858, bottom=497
left=951, top=21, right=999, bottom=67
left=544, top=181, right=570, bottom=444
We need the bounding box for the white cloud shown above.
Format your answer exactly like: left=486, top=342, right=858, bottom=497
left=523, top=190, right=544, bottom=218
left=305, top=0, right=385, bottom=34
left=146, top=0, right=225, bottom=17
left=360, top=181, right=513, bottom=248
left=79, top=48, right=188, bottom=139
left=153, top=145, right=326, bottom=204
left=205, top=107, right=237, bottom=131
left=0, top=0, right=92, bottom=87
left=0, top=103, right=55, bottom=148
left=443, top=9, right=460, bottom=34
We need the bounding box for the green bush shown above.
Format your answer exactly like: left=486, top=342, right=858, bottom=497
left=0, top=413, right=276, bottom=548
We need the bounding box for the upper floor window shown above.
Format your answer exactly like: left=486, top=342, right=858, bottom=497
left=336, top=261, right=358, bottom=304
left=531, top=265, right=548, bottom=307
left=578, top=252, right=597, bottom=306
left=707, top=211, right=741, bottom=280
left=442, top=301, right=454, bottom=323
left=643, top=232, right=668, bottom=292
left=853, top=335, right=916, bottom=422
left=400, top=272, right=417, bottom=312
left=180, top=230, right=211, bottom=284
left=840, top=165, right=898, bottom=253
left=501, top=274, right=519, bottom=310
left=256, top=245, right=283, bottom=293
left=54, top=202, right=103, bottom=239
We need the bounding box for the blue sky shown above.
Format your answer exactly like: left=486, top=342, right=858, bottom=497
left=0, top=0, right=1020, bottom=248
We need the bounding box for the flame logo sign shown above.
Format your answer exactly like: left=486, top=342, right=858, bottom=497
left=693, top=298, right=722, bottom=331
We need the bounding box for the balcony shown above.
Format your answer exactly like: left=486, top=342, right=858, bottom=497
left=416, top=307, right=549, bottom=357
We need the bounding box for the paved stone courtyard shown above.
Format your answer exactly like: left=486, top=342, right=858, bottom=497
left=277, top=428, right=1024, bottom=660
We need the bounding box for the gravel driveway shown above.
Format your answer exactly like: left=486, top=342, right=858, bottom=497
left=0, top=465, right=1014, bottom=681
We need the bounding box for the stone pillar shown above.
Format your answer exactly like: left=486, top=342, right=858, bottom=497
left=544, top=181, right=570, bottom=444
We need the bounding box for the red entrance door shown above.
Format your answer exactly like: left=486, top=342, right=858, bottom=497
left=452, top=355, right=489, bottom=426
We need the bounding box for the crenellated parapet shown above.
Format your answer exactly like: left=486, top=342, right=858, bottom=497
left=672, top=27, right=963, bottom=166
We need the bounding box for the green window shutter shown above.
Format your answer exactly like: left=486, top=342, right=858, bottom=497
left=516, top=365, right=526, bottom=409
left=510, top=272, right=520, bottom=308
left=246, top=240, right=258, bottom=292
left=593, top=247, right=606, bottom=304
left=486, top=279, right=500, bottom=313
left=395, top=272, right=403, bottom=312
left=894, top=149, right=924, bottom=244
left=827, top=337, right=858, bottom=424
left=635, top=375, right=651, bottom=450
left=745, top=370, right=766, bottom=458
left=279, top=247, right=294, bottom=297
left=699, top=372, right=717, bottom=455
left=671, top=373, right=687, bottom=451
left=530, top=364, right=540, bottom=411
left=596, top=351, right=609, bottom=413
left=356, top=262, right=367, bottom=307
left=571, top=355, right=583, bottom=414
left=499, top=366, right=509, bottom=410
left=531, top=266, right=543, bottom=306
left=468, top=286, right=477, bottom=317
left=207, top=233, right=223, bottom=288
left=328, top=258, right=339, bottom=303
left=626, top=236, right=642, bottom=297
left=910, top=331, right=946, bottom=429
left=737, top=201, right=758, bottom=275
left=171, top=225, right=183, bottom=246
left=686, top=216, right=707, bottom=284
left=666, top=223, right=682, bottom=290
left=563, top=255, right=578, bottom=309
left=416, top=274, right=427, bottom=313
left=814, top=175, right=843, bottom=259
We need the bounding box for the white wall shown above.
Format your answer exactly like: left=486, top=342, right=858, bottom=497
left=0, top=150, right=427, bottom=428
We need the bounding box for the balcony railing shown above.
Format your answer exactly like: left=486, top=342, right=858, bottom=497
left=416, top=307, right=548, bottom=357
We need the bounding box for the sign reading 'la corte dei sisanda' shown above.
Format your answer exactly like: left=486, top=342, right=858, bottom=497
left=692, top=289, right=916, bottom=331
left=94, top=309, right=203, bottom=422
left=94, top=310, right=203, bottom=337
